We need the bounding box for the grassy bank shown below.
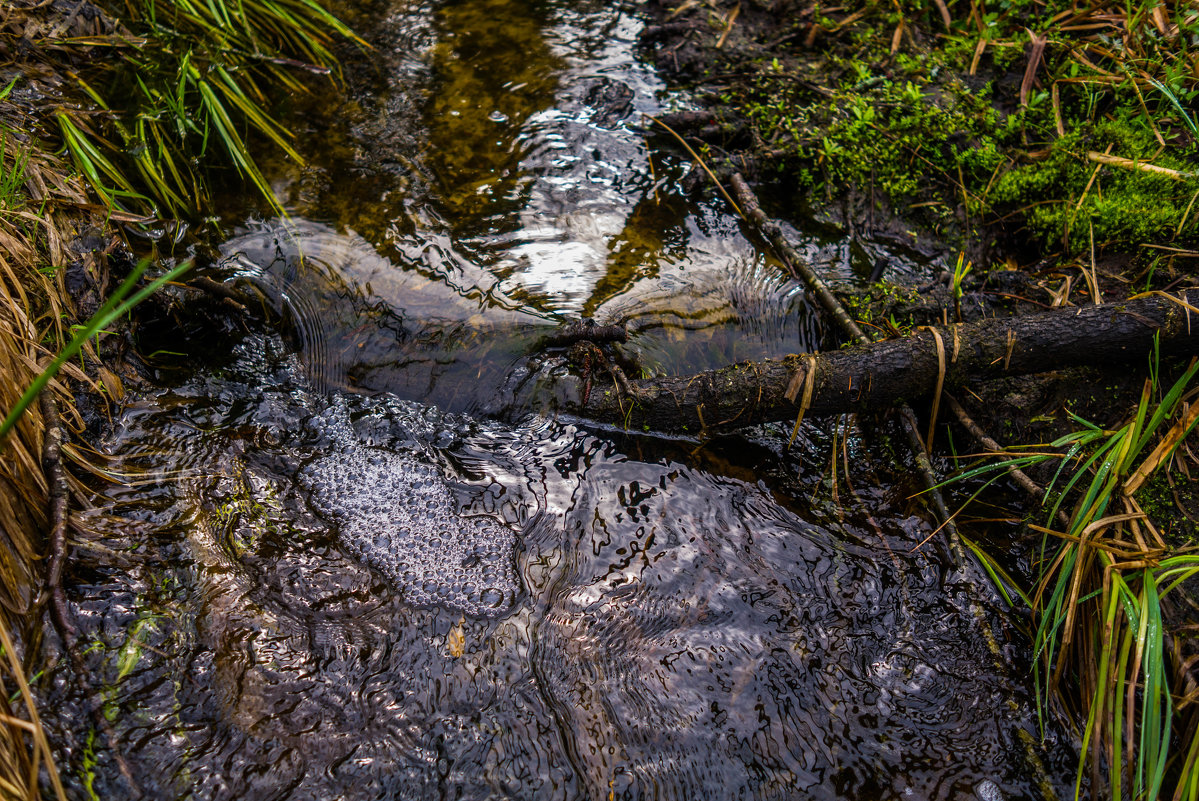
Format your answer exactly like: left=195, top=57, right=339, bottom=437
left=748, top=2, right=1196, bottom=253
left=0, top=126, right=89, bottom=801
left=656, top=0, right=1198, bottom=272
left=645, top=0, right=1199, bottom=796
left=0, top=0, right=355, bottom=795
left=949, top=355, right=1199, bottom=800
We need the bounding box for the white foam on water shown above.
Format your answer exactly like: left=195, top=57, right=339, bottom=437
left=300, top=400, right=518, bottom=617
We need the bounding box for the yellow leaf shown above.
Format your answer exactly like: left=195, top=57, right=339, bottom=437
left=447, top=617, right=465, bottom=659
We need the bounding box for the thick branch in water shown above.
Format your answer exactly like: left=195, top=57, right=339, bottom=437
left=569, top=290, right=1199, bottom=435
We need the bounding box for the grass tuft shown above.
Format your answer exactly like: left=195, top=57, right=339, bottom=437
left=0, top=123, right=95, bottom=801
left=51, top=0, right=362, bottom=217
left=952, top=352, right=1199, bottom=799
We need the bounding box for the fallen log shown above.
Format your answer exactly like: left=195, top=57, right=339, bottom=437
left=569, top=289, right=1199, bottom=435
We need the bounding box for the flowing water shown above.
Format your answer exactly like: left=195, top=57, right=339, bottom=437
left=50, top=1, right=1077, bottom=798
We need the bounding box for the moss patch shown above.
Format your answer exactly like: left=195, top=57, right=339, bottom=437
left=649, top=0, right=1199, bottom=266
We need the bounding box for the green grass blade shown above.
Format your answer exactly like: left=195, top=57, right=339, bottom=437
left=1112, top=624, right=1133, bottom=801
left=961, top=534, right=1033, bottom=607
left=56, top=112, right=148, bottom=208
left=1145, top=76, right=1199, bottom=137
left=210, top=66, right=303, bottom=164
left=1067, top=427, right=1129, bottom=534
left=1141, top=571, right=1171, bottom=800
left=0, top=259, right=191, bottom=441
left=1133, top=359, right=1199, bottom=459
left=1046, top=433, right=1119, bottom=525
left=195, top=79, right=282, bottom=213
left=1076, top=584, right=1122, bottom=798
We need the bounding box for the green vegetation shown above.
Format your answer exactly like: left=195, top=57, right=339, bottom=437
left=79, top=729, right=101, bottom=801
left=987, top=122, right=1197, bottom=251
left=0, top=257, right=191, bottom=441
left=745, top=57, right=1007, bottom=206
left=950, top=253, right=971, bottom=321
left=948, top=353, right=1199, bottom=799
left=56, top=0, right=361, bottom=217
left=0, top=97, right=28, bottom=209
left=736, top=0, right=1199, bottom=256
left=840, top=281, right=922, bottom=338
left=212, top=474, right=288, bottom=556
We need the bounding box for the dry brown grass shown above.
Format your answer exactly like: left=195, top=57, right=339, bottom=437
left=0, top=150, right=98, bottom=801
left=0, top=21, right=114, bottom=791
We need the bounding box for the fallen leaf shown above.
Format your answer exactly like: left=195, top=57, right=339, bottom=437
left=447, top=617, right=465, bottom=658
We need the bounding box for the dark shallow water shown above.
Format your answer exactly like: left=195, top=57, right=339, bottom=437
left=46, top=0, right=1076, bottom=798
left=60, top=335, right=1071, bottom=799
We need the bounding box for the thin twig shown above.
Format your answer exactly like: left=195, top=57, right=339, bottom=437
left=729, top=172, right=867, bottom=341
left=186, top=275, right=248, bottom=312
left=727, top=171, right=981, bottom=581
left=39, top=394, right=142, bottom=799
left=644, top=114, right=743, bottom=217
left=1086, top=150, right=1198, bottom=180
left=945, top=392, right=1072, bottom=530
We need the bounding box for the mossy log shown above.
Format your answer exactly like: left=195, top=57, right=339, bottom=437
left=569, top=289, right=1199, bottom=435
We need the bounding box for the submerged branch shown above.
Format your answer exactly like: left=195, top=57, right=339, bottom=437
left=945, top=392, right=1073, bottom=530
left=729, top=172, right=869, bottom=343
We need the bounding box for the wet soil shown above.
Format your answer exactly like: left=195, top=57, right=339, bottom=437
left=633, top=0, right=1197, bottom=441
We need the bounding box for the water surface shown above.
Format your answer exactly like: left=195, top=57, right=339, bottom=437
left=50, top=1, right=1075, bottom=798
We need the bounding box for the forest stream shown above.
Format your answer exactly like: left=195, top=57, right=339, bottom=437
left=47, top=1, right=1080, bottom=798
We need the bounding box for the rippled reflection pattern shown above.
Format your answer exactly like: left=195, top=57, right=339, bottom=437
left=56, top=332, right=1070, bottom=800
left=50, top=0, right=1074, bottom=796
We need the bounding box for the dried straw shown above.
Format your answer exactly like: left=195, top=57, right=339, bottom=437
left=0, top=58, right=101, bottom=797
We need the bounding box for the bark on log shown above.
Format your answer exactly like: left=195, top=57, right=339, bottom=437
left=569, top=290, right=1199, bottom=435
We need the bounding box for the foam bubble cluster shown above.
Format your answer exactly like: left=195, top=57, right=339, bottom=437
left=299, top=405, right=517, bottom=617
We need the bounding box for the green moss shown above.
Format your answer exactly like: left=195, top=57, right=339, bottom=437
left=1136, top=470, right=1199, bottom=545
left=80, top=728, right=101, bottom=801
left=841, top=282, right=922, bottom=338
left=988, top=121, right=1198, bottom=249
left=726, top=1, right=1199, bottom=256
left=743, top=61, right=1007, bottom=209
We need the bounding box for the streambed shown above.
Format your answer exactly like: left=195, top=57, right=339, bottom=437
left=49, top=0, right=1075, bottom=798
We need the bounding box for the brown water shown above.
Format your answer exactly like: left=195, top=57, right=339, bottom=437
left=46, top=1, right=1076, bottom=798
